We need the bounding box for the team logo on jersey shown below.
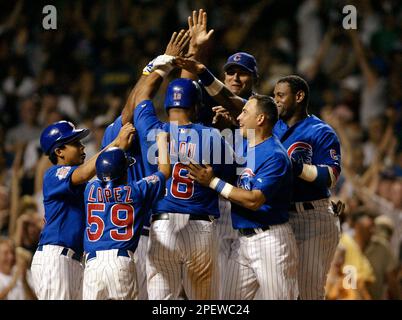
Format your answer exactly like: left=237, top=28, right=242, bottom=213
left=56, top=166, right=71, bottom=180
left=237, top=168, right=255, bottom=190
left=143, top=174, right=160, bottom=184
left=330, top=149, right=338, bottom=161
left=287, top=142, right=313, bottom=164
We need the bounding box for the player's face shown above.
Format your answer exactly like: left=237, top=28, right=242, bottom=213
left=59, top=139, right=86, bottom=165
left=274, top=82, right=297, bottom=121
left=224, top=66, right=253, bottom=97
left=237, top=99, right=258, bottom=138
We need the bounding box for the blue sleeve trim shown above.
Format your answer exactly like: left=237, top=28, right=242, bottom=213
left=314, top=165, right=330, bottom=188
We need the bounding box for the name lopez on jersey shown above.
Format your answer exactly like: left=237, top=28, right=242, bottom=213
left=87, top=185, right=133, bottom=203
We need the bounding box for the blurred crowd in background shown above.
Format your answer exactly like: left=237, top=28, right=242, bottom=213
left=0, top=0, right=401, bottom=300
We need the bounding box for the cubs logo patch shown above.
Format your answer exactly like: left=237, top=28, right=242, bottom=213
left=287, top=142, right=313, bottom=164
left=237, top=168, right=255, bottom=190
left=56, top=166, right=71, bottom=180
left=233, top=54, right=242, bottom=61
left=143, top=175, right=160, bottom=184
left=330, top=149, right=338, bottom=161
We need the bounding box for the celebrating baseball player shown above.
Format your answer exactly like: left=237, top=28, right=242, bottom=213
left=82, top=131, right=170, bottom=300
left=31, top=120, right=135, bottom=299
left=185, top=94, right=299, bottom=299
left=272, top=75, right=342, bottom=300
left=99, top=29, right=190, bottom=300
left=118, top=35, right=237, bottom=299
left=179, top=9, right=260, bottom=298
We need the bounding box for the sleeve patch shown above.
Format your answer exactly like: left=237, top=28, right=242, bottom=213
left=330, top=149, right=339, bottom=161
left=56, top=166, right=72, bottom=180
left=143, top=174, right=160, bottom=184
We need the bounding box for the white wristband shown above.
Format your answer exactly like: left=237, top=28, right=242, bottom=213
left=221, top=183, right=233, bottom=199
left=209, top=177, right=220, bottom=189
left=209, top=177, right=233, bottom=199
left=299, top=164, right=318, bottom=182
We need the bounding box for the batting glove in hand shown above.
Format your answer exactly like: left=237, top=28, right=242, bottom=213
left=143, top=55, right=175, bottom=75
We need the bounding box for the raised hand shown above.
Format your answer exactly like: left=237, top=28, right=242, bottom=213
left=165, top=29, right=190, bottom=57
left=212, top=106, right=238, bottom=127
left=174, top=57, right=205, bottom=74
left=187, top=9, right=214, bottom=55
left=114, top=123, right=136, bottom=151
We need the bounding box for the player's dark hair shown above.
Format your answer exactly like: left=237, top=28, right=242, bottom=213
left=49, top=146, right=66, bottom=165
left=277, top=75, right=309, bottom=109
left=250, top=94, right=278, bottom=127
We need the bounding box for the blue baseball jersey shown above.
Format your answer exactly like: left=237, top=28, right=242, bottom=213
left=273, top=115, right=341, bottom=202
left=134, top=100, right=235, bottom=217
left=231, top=136, right=293, bottom=229
left=83, top=171, right=166, bottom=253
left=39, top=165, right=86, bottom=254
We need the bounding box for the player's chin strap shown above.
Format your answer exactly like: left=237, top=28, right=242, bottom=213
left=299, top=164, right=338, bottom=188
left=142, top=54, right=175, bottom=78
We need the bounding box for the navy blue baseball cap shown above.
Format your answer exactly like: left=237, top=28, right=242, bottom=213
left=223, top=52, right=258, bottom=78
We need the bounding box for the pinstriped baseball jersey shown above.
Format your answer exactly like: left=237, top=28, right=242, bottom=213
left=223, top=135, right=298, bottom=299
left=273, top=115, right=342, bottom=300
left=32, top=165, right=86, bottom=300
left=134, top=99, right=234, bottom=300
left=134, top=100, right=235, bottom=218
left=82, top=172, right=165, bottom=300
left=273, top=115, right=341, bottom=201
left=102, top=116, right=152, bottom=299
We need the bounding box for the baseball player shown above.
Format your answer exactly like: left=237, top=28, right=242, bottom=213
left=272, top=75, right=342, bottom=300
left=30, top=120, right=134, bottom=300
left=83, top=132, right=170, bottom=300
left=121, top=44, right=236, bottom=298
left=176, top=50, right=258, bottom=297
left=99, top=29, right=190, bottom=300
left=186, top=94, right=299, bottom=299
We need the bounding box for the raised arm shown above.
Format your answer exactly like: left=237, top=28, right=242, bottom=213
left=121, top=30, right=190, bottom=125
left=175, top=57, right=246, bottom=117
left=71, top=123, right=135, bottom=185
left=155, top=132, right=171, bottom=179
left=180, top=9, right=214, bottom=80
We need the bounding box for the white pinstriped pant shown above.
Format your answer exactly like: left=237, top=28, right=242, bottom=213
left=134, top=234, right=149, bottom=300
left=222, top=223, right=299, bottom=300
left=146, top=213, right=218, bottom=300
left=31, top=245, right=83, bottom=300
left=83, top=249, right=138, bottom=300
left=289, top=198, right=340, bottom=300
left=215, top=197, right=238, bottom=299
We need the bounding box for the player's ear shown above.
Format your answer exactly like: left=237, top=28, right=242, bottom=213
left=295, top=90, right=305, bottom=105
left=256, top=113, right=265, bottom=126
left=54, top=147, right=64, bottom=159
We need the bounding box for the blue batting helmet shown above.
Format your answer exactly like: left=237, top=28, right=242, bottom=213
left=40, top=120, right=90, bottom=155
left=164, top=78, right=200, bottom=111
left=96, top=147, right=128, bottom=183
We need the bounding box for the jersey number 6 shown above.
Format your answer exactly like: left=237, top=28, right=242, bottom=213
left=86, top=203, right=134, bottom=242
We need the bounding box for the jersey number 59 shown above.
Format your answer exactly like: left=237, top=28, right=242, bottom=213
left=86, top=203, right=134, bottom=242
